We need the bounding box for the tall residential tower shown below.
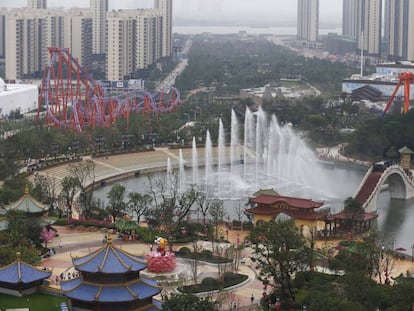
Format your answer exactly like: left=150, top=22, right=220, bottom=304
left=384, top=0, right=414, bottom=61
left=357, top=0, right=382, bottom=57
left=342, top=0, right=358, bottom=38
left=90, top=0, right=107, bottom=55
left=155, top=0, right=172, bottom=58
left=297, top=0, right=319, bottom=42
left=27, top=0, right=47, bottom=9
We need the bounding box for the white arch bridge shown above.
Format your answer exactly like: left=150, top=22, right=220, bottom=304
left=354, top=164, right=414, bottom=212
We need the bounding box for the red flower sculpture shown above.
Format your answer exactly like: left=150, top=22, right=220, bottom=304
left=145, top=251, right=176, bottom=273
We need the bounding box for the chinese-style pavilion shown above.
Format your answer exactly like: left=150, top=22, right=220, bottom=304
left=0, top=186, right=54, bottom=231
left=60, top=236, right=162, bottom=311
left=0, top=252, right=51, bottom=296
left=246, top=193, right=327, bottom=229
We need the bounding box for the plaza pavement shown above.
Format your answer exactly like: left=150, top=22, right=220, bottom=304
left=42, top=226, right=263, bottom=310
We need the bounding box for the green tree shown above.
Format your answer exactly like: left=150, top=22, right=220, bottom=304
left=6, top=209, right=41, bottom=247
left=247, top=220, right=309, bottom=305
left=208, top=199, right=225, bottom=242
left=161, top=293, right=215, bottom=311
left=127, top=192, right=152, bottom=223
left=67, top=159, right=96, bottom=218
left=343, top=197, right=364, bottom=231
left=106, top=183, right=126, bottom=222
left=60, top=175, right=80, bottom=215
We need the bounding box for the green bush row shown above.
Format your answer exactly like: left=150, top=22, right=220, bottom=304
left=179, top=273, right=248, bottom=294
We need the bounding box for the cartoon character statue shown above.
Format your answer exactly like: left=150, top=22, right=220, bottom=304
left=154, top=237, right=168, bottom=256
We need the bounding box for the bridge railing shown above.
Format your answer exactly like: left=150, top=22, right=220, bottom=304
left=353, top=165, right=373, bottom=199
left=362, top=164, right=414, bottom=210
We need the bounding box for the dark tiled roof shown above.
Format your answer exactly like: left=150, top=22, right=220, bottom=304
left=249, top=194, right=324, bottom=209
left=72, top=241, right=146, bottom=274
left=60, top=278, right=161, bottom=303
left=0, top=254, right=51, bottom=284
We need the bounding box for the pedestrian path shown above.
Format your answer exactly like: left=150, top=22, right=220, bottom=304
left=42, top=226, right=264, bottom=310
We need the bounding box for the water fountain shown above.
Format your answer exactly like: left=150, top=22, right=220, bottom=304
left=177, top=106, right=332, bottom=201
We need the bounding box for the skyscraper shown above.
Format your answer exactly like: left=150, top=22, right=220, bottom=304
left=64, top=9, right=93, bottom=70
left=0, top=9, right=6, bottom=59
left=297, top=0, right=319, bottom=42
left=106, top=9, right=162, bottom=81
left=342, top=0, right=358, bottom=38
left=90, top=0, right=107, bottom=55
left=27, top=0, right=47, bottom=9
left=357, top=0, right=382, bottom=57
left=155, top=0, right=172, bottom=58
left=384, top=0, right=414, bottom=61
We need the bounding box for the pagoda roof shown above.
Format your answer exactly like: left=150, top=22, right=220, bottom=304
left=252, top=188, right=280, bottom=197
left=5, top=186, right=49, bottom=214
left=0, top=252, right=51, bottom=284
left=249, top=194, right=324, bottom=209
left=72, top=237, right=146, bottom=274
left=60, top=277, right=161, bottom=303
left=399, top=146, right=414, bottom=154
left=115, top=218, right=140, bottom=231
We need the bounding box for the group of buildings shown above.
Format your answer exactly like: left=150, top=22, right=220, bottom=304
left=297, top=0, right=414, bottom=61
left=0, top=0, right=172, bottom=81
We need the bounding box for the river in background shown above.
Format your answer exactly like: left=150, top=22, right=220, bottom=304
left=173, top=25, right=342, bottom=36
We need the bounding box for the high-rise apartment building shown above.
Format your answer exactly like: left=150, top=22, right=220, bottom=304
left=384, top=0, right=414, bottom=61
left=106, top=9, right=162, bottom=81
left=297, top=0, right=319, bottom=42
left=6, top=9, right=46, bottom=80
left=155, top=0, right=172, bottom=57
left=342, top=0, right=358, bottom=38
left=64, top=9, right=93, bottom=70
left=27, top=0, right=47, bottom=9
left=357, top=0, right=382, bottom=57
left=90, top=0, right=107, bottom=55
left=0, top=9, right=7, bottom=59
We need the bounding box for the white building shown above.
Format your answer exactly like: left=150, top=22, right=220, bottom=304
left=297, top=0, right=319, bottom=42
left=0, top=78, right=38, bottom=116
left=27, top=0, right=47, bottom=9
left=106, top=9, right=162, bottom=81
left=63, top=9, right=93, bottom=69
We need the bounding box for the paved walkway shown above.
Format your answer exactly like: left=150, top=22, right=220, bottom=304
left=42, top=226, right=262, bottom=310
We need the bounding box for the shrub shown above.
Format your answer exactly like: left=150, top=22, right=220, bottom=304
left=223, top=271, right=237, bottom=282
left=200, top=249, right=213, bottom=259
left=201, top=277, right=219, bottom=287
left=177, top=247, right=191, bottom=256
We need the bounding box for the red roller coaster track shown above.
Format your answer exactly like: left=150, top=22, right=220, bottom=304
left=38, top=47, right=182, bottom=132
left=383, top=72, right=414, bottom=116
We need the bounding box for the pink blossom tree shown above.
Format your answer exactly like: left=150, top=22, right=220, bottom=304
left=40, top=227, right=56, bottom=248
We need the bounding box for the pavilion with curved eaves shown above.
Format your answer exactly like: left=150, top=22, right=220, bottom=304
left=0, top=252, right=51, bottom=296
left=60, top=236, right=162, bottom=311
left=0, top=186, right=55, bottom=231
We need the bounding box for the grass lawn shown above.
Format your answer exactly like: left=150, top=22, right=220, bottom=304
left=0, top=293, right=68, bottom=311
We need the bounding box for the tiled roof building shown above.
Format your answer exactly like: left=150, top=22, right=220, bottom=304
left=60, top=236, right=162, bottom=311
left=0, top=252, right=51, bottom=295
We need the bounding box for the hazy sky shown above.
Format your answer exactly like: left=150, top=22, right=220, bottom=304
left=2, top=0, right=343, bottom=26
